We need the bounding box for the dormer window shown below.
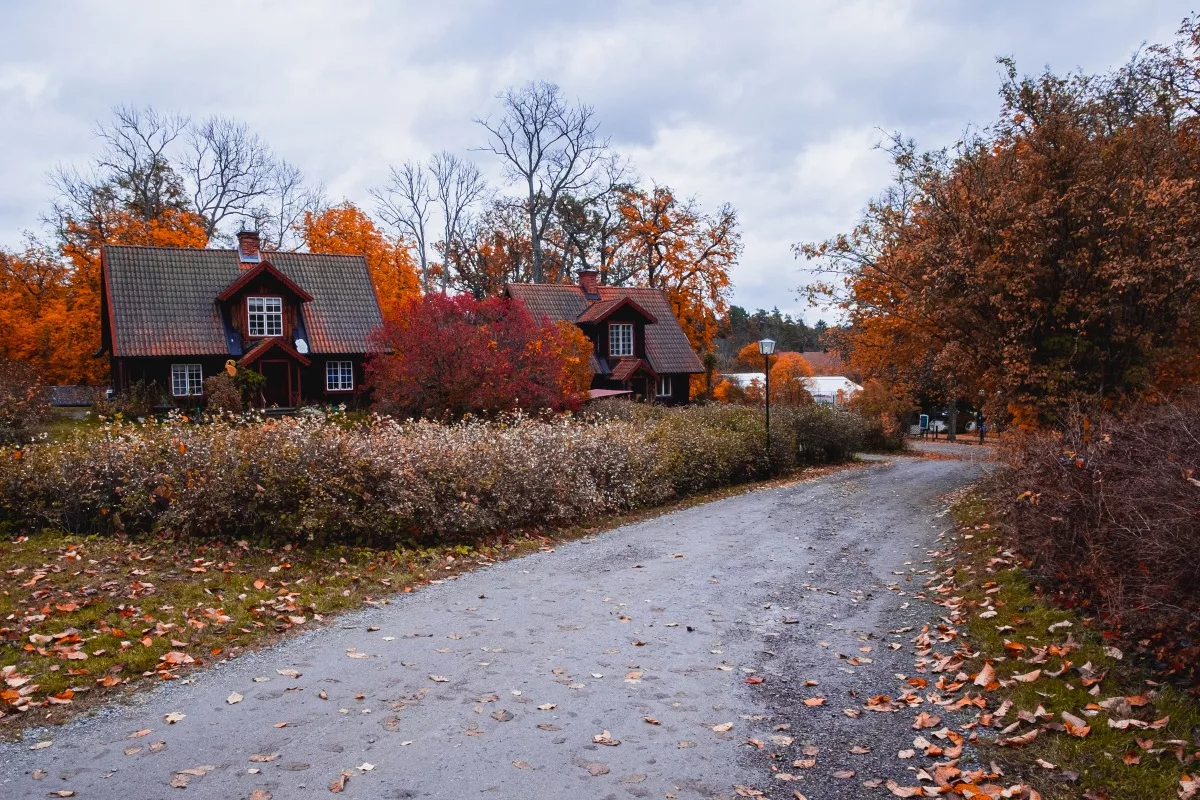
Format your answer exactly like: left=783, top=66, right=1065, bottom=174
left=609, top=323, right=633, bottom=357
left=248, top=296, right=283, bottom=338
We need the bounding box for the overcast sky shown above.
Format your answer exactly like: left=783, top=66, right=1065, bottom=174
left=0, top=1, right=1192, bottom=322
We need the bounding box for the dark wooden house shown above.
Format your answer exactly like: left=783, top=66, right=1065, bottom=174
left=506, top=271, right=704, bottom=404
left=98, top=232, right=384, bottom=408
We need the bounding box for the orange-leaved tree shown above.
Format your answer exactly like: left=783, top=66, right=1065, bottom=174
left=735, top=341, right=775, bottom=371
left=618, top=185, right=739, bottom=352
left=302, top=202, right=421, bottom=317
left=768, top=351, right=814, bottom=406
left=800, top=39, right=1200, bottom=425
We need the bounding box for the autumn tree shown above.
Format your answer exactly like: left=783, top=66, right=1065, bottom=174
left=301, top=202, right=420, bottom=316
left=366, top=293, right=588, bottom=418
left=619, top=185, right=739, bottom=351
left=768, top=351, right=814, bottom=406
left=801, top=32, right=1200, bottom=424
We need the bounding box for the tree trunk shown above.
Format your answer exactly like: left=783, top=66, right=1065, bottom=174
left=947, top=398, right=957, bottom=442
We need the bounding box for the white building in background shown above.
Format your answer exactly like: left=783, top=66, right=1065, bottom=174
left=720, top=373, right=862, bottom=407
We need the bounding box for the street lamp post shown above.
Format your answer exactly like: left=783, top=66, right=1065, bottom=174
left=758, top=338, right=776, bottom=459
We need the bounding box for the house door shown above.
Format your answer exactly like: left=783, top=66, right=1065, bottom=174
left=260, top=360, right=291, bottom=407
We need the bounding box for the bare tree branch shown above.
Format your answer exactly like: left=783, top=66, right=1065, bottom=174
left=430, top=151, right=488, bottom=292
left=182, top=115, right=278, bottom=242
left=476, top=81, right=609, bottom=282
left=372, top=161, right=434, bottom=292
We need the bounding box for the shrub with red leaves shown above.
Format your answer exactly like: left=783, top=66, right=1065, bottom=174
left=998, top=390, right=1200, bottom=685
left=365, top=293, right=588, bottom=418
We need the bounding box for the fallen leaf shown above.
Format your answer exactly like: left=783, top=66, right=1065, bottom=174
left=428, top=674, right=449, bottom=682
left=644, top=716, right=661, bottom=725
left=537, top=703, right=556, bottom=710
left=593, top=730, right=620, bottom=746
left=832, top=769, right=855, bottom=779
left=249, top=791, right=272, bottom=800
left=584, top=762, right=610, bottom=776
left=227, top=691, right=243, bottom=705
left=29, top=740, right=52, bottom=750
left=512, top=760, right=532, bottom=770
left=128, top=729, right=152, bottom=739
left=48, top=792, right=76, bottom=798
left=249, top=754, right=279, bottom=763
left=358, top=762, right=374, bottom=771
left=712, top=722, right=734, bottom=732
left=276, top=669, right=301, bottom=678
left=329, top=769, right=353, bottom=793
left=164, top=712, right=185, bottom=724
left=803, top=697, right=826, bottom=707
left=491, top=709, right=514, bottom=722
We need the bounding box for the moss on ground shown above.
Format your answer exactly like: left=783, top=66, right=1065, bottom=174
left=949, top=492, right=1200, bottom=800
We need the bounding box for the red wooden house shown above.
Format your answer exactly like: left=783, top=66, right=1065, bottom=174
left=98, top=231, right=383, bottom=408
left=506, top=271, right=704, bottom=404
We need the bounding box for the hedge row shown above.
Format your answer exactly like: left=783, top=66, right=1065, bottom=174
left=0, top=403, right=874, bottom=545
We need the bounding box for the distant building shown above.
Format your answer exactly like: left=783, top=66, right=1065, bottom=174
left=720, top=372, right=862, bottom=407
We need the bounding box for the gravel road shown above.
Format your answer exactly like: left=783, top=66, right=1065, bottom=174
left=1, top=453, right=983, bottom=800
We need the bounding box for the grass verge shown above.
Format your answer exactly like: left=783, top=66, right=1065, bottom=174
left=0, top=458, right=867, bottom=738
left=947, top=490, right=1200, bottom=800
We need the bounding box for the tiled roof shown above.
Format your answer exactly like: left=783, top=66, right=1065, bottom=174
left=506, top=283, right=704, bottom=374
left=610, top=358, right=652, bottom=382
left=575, top=296, right=656, bottom=324
left=102, top=246, right=383, bottom=357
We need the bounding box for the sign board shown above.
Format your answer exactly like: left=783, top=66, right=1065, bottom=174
left=919, top=414, right=930, bottom=431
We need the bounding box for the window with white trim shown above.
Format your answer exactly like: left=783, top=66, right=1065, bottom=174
left=609, top=323, right=633, bottom=357
left=171, top=364, right=203, bottom=397
left=656, top=375, right=673, bottom=397
left=326, top=360, right=354, bottom=392
left=247, top=296, right=283, bottom=337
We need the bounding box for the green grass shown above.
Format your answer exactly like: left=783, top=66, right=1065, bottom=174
left=949, top=493, right=1200, bottom=799
left=0, top=527, right=504, bottom=732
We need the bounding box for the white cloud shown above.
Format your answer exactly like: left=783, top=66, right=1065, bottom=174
left=0, top=0, right=1192, bottom=320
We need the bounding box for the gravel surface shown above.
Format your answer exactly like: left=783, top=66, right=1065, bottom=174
left=0, top=453, right=982, bottom=799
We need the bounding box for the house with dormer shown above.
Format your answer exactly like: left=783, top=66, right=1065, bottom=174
left=98, top=231, right=383, bottom=408
left=505, top=270, right=704, bottom=404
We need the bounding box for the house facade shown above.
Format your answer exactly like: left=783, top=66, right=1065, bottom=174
left=506, top=271, right=704, bottom=404
left=98, top=232, right=383, bottom=408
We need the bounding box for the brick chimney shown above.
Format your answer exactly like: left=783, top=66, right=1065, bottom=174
left=236, top=230, right=262, bottom=265
left=578, top=269, right=600, bottom=300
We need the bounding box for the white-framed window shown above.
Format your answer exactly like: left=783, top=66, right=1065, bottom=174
left=247, top=296, right=283, bottom=337
left=656, top=375, right=673, bottom=397
left=171, top=364, right=203, bottom=397
left=326, top=360, right=354, bottom=392
left=609, top=323, right=633, bottom=357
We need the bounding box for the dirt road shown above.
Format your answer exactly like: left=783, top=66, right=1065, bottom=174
left=0, top=453, right=982, bottom=799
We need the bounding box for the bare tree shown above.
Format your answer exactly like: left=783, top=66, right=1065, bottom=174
left=94, top=105, right=189, bottom=221
left=254, top=160, right=327, bottom=251
left=477, top=81, right=609, bottom=283
left=372, top=161, right=434, bottom=291
left=430, top=151, right=488, bottom=291
left=182, top=115, right=278, bottom=242
left=555, top=152, right=634, bottom=283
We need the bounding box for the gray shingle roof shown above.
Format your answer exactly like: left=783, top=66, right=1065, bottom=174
left=102, top=246, right=384, bottom=357
left=506, top=282, right=704, bottom=374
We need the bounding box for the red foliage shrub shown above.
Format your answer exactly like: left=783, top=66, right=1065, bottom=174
left=998, top=391, right=1200, bottom=684
left=365, top=293, right=588, bottom=418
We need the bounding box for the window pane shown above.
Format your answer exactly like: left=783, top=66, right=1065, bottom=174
left=326, top=361, right=353, bottom=391
left=610, top=324, right=633, bottom=357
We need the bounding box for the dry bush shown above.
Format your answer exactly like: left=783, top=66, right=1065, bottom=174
left=0, top=404, right=869, bottom=547
left=0, top=360, right=48, bottom=443
left=997, top=391, right=1200, bottom=682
